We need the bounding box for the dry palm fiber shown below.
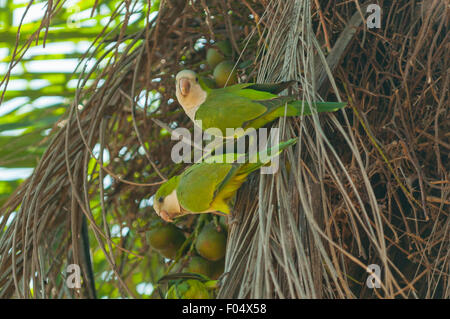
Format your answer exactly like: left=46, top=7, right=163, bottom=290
left=0, top=0, right=448, bottom=298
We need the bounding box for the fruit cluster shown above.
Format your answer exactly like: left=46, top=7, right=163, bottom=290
left=147, top=217, right=228, bottom=298
left=205, top=40, right=238, bottom=87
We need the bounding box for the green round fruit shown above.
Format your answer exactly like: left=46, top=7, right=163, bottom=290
left=195, top=222, right=227, bottom=261
left=206, top=48, right=225, bottom=68
left=158, top=246, right=179, bottom=259
left=147, top=223, right=185, bottom=251
left=166, top=279, right=211, bottom=299
left=186, top=256, right=214, bottom=277
left=213, top=61, right=238, bottom=87
left=215, top=40, right=232, bottom=57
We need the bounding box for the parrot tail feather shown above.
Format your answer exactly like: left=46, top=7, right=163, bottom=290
left=210, top=197, right=232, bottom=215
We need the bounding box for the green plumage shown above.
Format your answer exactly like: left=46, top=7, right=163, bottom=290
left=177, top=161, right=256, bottom=215
left=155, top=175, right=180, bottom=200
left=155, top=138, right=297, bottom=217
left=177, top=163, right=233, bottom=213
left=195, top=80, right=346, bottom=136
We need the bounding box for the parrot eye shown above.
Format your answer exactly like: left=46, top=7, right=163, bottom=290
left=158, top=197, right=164, bottom=203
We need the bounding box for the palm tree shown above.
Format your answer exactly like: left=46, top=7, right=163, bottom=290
left=0, top=0, right=448, bottom=299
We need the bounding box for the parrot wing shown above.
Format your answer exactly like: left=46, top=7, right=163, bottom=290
left=196, top=89, right=267, bottom=135
left=244, top=80, right=297, bottom=94
left=210, top=138, right=298, bottom=213
left=247, top=99, right=347, bottom=130
left=196, top=80, right=346, bottom=135
left=177, top=163, right=233, bottom=213
left=221, top=81, right=296, bottom=95
left=196, top=82, right=296, bottom=135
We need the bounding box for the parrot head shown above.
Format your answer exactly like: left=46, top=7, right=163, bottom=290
left=175, top=70, right=207, bottom=120
left=153, top=176, right=186, bottom=222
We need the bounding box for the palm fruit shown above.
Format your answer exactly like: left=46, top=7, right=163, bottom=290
left=213, top=60, right=238, bottom=87
left=195, top=222, right=227, bottom=261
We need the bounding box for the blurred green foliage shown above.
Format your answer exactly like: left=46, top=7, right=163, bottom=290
left=0, top=0, right=148, bottom=199
left=0, top=0, right=240, bottom=299
left=0, top=0, right=160, bottom=298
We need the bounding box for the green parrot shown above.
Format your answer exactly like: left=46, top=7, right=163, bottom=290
left=153, top=138, right=296, bottom=222
left=175, top=69, right=346, bottom=137
left=166, top=279, right=211, bottom=299
left=159, top=272, right=219, bottom=299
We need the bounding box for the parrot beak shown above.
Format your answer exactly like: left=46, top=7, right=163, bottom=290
left=179, top=78, right=191, bottom=96
left=160, top=210, right=174, bottom=223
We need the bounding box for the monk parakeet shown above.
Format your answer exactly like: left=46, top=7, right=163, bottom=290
left=166, top=279, right=211, bottom=299
left=160, top=273, right=218, bottom=299
left=153, top=138, right=296, bottom=222
left=175, top=69, right=346, bottom=137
